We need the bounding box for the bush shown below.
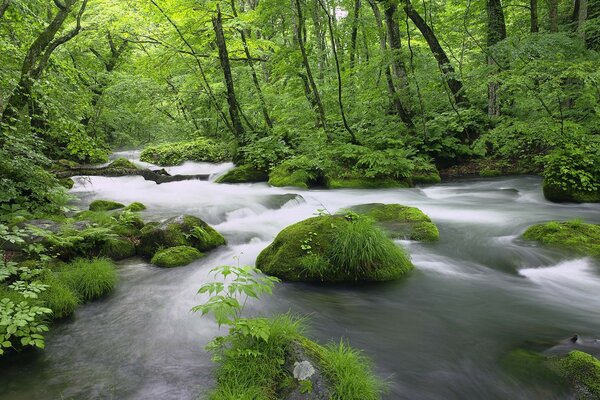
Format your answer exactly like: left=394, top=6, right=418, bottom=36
left=58, top=258, right=117, bottom=302
left=139, top=138, right=232, bottom=166
left=238, top=136, right=293, bottom=171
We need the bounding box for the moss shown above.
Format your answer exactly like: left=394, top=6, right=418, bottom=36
left=256, top=215, right=413, bottom=282
left=108, top=158, right=139, bottom=169
left=326, top=177, right=408, bottom=189
left=501, top=350, right=565, bottom=387
left=38, top=272, right=79, bottom=319
left=480, top=169, right=502, bottom=177
left=553, top=351, right=600, bottom=398
left=348, top=203, right=439, bottom=242
left=99, top=238, right=136, bottom=260
left=124, top=202, right=146, bottom=212
left=150, top=246, right=204, bottom=268
left=216, top=165, right=268, bottom=184
left=138, top=215, right=225, bottom=259
left=543, top=182, right=600, bottom=203
left=268, top=165, right=312, bottom=189
left=57, top=258, right=117, bottom=302
left=89, top=200, right=125, bottom=212
left=139, top=138, right=232, bottom=166
left=411, top=171, right=442, bottom=184
left=59, top=178, right=75, bottom=189
left=57, top=159, right=80, bottom=169
left=523, top=220, right=600, bottom=258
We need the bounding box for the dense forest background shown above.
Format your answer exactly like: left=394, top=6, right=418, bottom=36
left=1, top=0, right=599, bottom=214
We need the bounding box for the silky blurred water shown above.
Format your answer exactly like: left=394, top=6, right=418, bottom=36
left=1, top=153, right=599, bottom=400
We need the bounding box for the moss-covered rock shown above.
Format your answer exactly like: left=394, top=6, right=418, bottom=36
left=216, top=165, right=269, bottom=184
left=523, top=220, right=600, bottom=259
left=89, top=200, right=125, bottom=212
left=59, top=178, right=75, bottom=189
left=326, top=178, right=408, bottom=189
left=256, top=215, right=413, bottom=282
left=269, top=164, right=313, bottom=189
left=411, top=171, right=442, bottom=184
left=553, top=351, right=600, bottom=399
left=150, top=246, right=204, bottom=268
left=138, top=215, right=225, bottom=259
left=480, top=169, right=502, bottom=178
left=99, top=238, right=136, bottom=260
left=108, top=158, right=139, bottom=170
left=348, top=203, right=439, bottom=242
left=543, top=182, right=600, bottom=203
left=124, top=202, right=146, bottom=212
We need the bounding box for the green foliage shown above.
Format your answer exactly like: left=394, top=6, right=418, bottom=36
left=123, top=202, right=146, bottom=212
left=238, top=136, right=293, bottom=171
left=139, top=138, right=232, bottom=166
left=37, top=272, right=79, bottom=319
left=523, top=220, right=600, bottom=258
left=0, top=297, right=51, bottom=356
left=58, top=258, right=117, bottom=302
left=89, top=200, right=125, bottom=212
left=216, top=165, right=268, bottom=184
left=151, top=246, right=203, bottom=268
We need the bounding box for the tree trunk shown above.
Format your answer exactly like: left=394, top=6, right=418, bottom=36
left=367, top=0, right=414, bottom=129
left=530, top=0, right=539, bottom=32
left=486, top=0, right=506, bottom=117
left=212, top=4, right=245, bottom=142
left=404, top=0, right=468, bottom=107
left=349, top=0, right=361, bottom=68
left=549, top=0, right=559, bottom=32
left=230, top=0, right=273, bottom=130
left=382, top=2, right=409, bottom=89
left=0, top=0, right=10, bottom=19
left=1, top=0, right=88, bottom=126
left=295, top=0, right=328, bottom=134
left=576, top=0, right=588, bottom=38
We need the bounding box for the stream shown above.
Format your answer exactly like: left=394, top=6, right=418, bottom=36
left=1, top=151, right=599, bottom=400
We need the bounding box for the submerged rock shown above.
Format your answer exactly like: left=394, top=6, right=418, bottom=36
left=89, top=200, right=125, bottom=212
left=523, top=220, right=600, bottom=259
left=347, top=203, right=439, bottom=242
left=256, top=215, right=413, bottom=282
left=139, top=215, right=225, bottom=259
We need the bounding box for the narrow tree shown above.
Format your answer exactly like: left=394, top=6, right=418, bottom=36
left=1, top=0, right=89, bottom=126
left=530, top=0, right=539, bottom=32
left=548, top=0, right=559, bottom=32
left=367, top=0, right=414, bottom=128
left=349, top=0, right=361, bottom=68
left=381, top=1, right=410, bottom=89
left=404, top=0, right=468, bottom=106
left=213, top=4, right=245, bottom=142
left=486, top=0, right=506, bottom=117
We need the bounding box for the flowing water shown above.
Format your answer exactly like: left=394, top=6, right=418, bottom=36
left=1, top=151, right=599, bottom=400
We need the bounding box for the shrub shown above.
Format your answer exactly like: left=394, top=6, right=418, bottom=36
left=139, top=138, right=232, bottom=166
left=58, top=258, right=117, bottom=302
left=238, top=136, right=293, bottom=171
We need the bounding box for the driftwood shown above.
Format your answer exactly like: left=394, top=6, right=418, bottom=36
left=55, top=166, right=210, bottom=184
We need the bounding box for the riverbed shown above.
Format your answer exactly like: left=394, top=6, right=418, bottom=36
left=1, top=152, right=599, bottom=400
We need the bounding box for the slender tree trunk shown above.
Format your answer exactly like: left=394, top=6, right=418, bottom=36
left=486, top=0, right=506, bottom=117
left=230, top=0, right=273, bottom=129
left=367, top=0, right=414, bottom=128
left=1, top=0, right=88, bottom=126
left=382, top=2, right=409, bottom=89
left=549, top=0, right=559, bottom=32
left=404, top=0, right=468, bottom=106
left=0, top=0, right=10, bottom=19
left=295, top=0, right=328, bottom=134
left=576, top=0, right=588, bottom=38
left=530, top=0, right=539, bottom=32
left=349, top=0, right=361, bottom=68
left=213, top=4, right=245, bottom=142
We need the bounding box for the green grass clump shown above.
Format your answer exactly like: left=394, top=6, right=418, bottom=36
left=216, top=165, right=268, bottom=184
left=209, top=315, right=304, bottom=400
left=124, top=202, right=146, bottom=212
left=302, top=339, right=385, bottom=400
left=151, top=246, right=203, bottom=268
left=38, top=272, right=79, bottom=319
left=523, top=220, right=600, bottom=258
left=108, top=158, right=138, bottom=169
left=349, top=203, right=439, bottom=242
left=89, top=200, right=125, bottom=212
left=257, top=215, right=413, bottom=282
left=553, top=351, right=600, bottom=397
left=58, top=258, right=117, bottom=302
left=139, top=138, right=231, bottom=166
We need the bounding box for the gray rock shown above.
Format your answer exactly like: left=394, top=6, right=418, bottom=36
left=280, top=340, right=331, bottom=400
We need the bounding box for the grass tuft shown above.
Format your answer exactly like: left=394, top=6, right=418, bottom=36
left=58, top=258, right=117, bottom=302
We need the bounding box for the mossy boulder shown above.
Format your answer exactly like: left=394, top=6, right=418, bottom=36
left=89, top=200, right=125, bottom=212
left=59, top=178, right=75, bottom=189
left=99, top=238, right=136, bottom=260
left=480, top=169, right=503, bottom=178
left=411, top=171, right=442, bottom=184
left=150, top=246, right=204, bottom=268
left=348, top=203, right=439, bottom=242
left=216, top=165, right=268, bottom=184
left=543, top=182, right=600, bottom=203
left=138, top=215, right=225, bottom=259
left=108, top=158, right=139, bottom=170
left=124, top=202, right=147, bottom=212
left=553, top=350, right=600, bottom=398
left=523, top=220, right=600, bottom=259
left=326, top=177, right=408, bottom=189
left=269, top=164, right=314, bottom=189
left=256, top=215, right=413, bottom=282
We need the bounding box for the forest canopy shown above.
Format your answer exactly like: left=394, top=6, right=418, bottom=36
left=1, top=0, right=599, bottom=213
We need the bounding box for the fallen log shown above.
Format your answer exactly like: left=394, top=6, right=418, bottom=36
left=55, top=167, right=210, bottom=184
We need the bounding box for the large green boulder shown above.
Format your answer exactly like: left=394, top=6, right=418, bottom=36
left=216, top=165, right=268, bottom=184
left=108, top=158, right=139, bottom=170
left=138, top=215, right=225, bottom=259
left=553, top=350, right=600, bottom=398
left=89, top=200, right=125, bottom=212
left=256, top=215, right=413, bottom=282
left=523, top=220, right=600, bottom=259
left=543, top=182, right=600, bottom=203
left=348, top=203, right=439, bottom=242
left=151, top=246, right=204, bottom=268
